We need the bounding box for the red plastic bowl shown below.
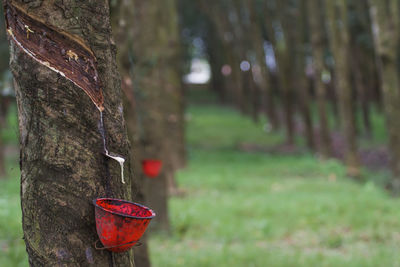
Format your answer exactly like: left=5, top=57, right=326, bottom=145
left=93, top=198, right=155, bottom=252
left=142, top=159, right=163, bottom=178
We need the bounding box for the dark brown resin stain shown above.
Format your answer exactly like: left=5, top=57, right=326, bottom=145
left=4, top=2, right=104, bottom=111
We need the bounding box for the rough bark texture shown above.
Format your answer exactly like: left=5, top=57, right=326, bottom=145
left=370, top=0, right=400, bottom=191
left=5, top=0, right=135, bottom=265
left=326, top=0, right=360, bottom=177
left=308, top=0, right=333, bottom=157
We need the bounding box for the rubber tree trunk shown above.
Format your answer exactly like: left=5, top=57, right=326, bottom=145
left=246, top=0, right=279, bottom=130
left=326, top=0, right=360, bottom=177
left=360, top=0, right=382, bottom=111
left=131, top=0, right=172, bottom=232
left=266, top=0, right=296, bottom=145
left=369, top=0, right=400, bottom=192
left=349, top=0, right=375, bottom=137
left=4, top=0, right=136, bottom=265
left=279, top=0, right=315, bottom=149
left=297, top=0, right=315, bottom=151
left=201, top=0, right=245, bottom=111
left=308, top=0, right=333, bottom=158
left=202, top=16, right=227, bottom=104
left=110, top=0, right=152, bottom=266
left=159, top=0, right=186, bottom=173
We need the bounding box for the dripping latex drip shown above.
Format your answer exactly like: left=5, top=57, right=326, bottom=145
left=99, top=109, right=126, bottom=184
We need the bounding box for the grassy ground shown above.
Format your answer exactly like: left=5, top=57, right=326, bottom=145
left=1, top=94, right=400, bottom=266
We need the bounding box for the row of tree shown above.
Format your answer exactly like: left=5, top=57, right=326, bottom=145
left=180, top=0, right=400, bottom=189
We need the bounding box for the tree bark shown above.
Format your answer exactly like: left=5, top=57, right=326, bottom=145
left=297, top=0, right=315, bottom=151
left=326, top=0, right=360, bottom=177
left=5, top=0, right=136, bottom=265
left=111, top=0, right=152, bottom=266
left=308, top=0, right=333, bottom=157
left=246, top=0, right=278, bottom=127
left=348, top=0, right=376, bottom=137
left=131, top=0, right=173, bottom=232
left=265, top=0, right=296, bottom=145
left=369, top=0, right=400, bottom=191
left=160, top=0, right=186, bottom=173
left=279, top=0, right=315, bottom=149
left=360, top=0, right=382, bottom=111
left=205, top=25, right=227, bottom=103
left=200, top=0, right=245, bottom=112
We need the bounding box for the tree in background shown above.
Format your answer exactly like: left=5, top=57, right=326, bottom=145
left=265, top=0, right=296, bottom=145
left=297, top=0, right=315, bottom=150
left=246, top=0, right=279, bottom=130
left=307, top=0, right=333, bottom=157
left=111, top=0, right=152, bottom=265
left=369, top=0, right=400, bottom=191
left=326, top=0, right=360, bottom=177
left=131, top=0, right=184, bottom=231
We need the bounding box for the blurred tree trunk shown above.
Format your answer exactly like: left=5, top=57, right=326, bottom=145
left=200, top=1, right=245, bottom=111
left=360, top=0, right=383, bottom=111
left=5, top=0, right=135, bottom=265
left=227, top=47, right=244, bottom=110
left=308, top=0, right=333, bottom=157
left=279, top=0, right=315, bottom=149
left=205, top=25, right=227, bottom=103
left=246, top=0, right=279, bottom=130
left=326, top=0, right=360, bottom=177
left=266, top=0, right=296, bottom=145
left=161, top=0, right=186, bottom=173
left=327, top=65, right=341, bottom=129
left=369, top=0, right=400, bottom=191
left=131, top=0, right=178, bottom=231
left=349, top=0, right=377, bottom=137
left=297, top=0, right=315, bottom=150
left=231, top=0, right=257, bottom=119
left=242, top=66, right=259, bottom=122
left=352, top=52, right=371, bottom=136
left=111, top=1, right=152, bottom=266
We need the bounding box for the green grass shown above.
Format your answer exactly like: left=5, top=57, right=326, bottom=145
left=186, top=105, right=285, bottom=149
left=0, top=156, right=26, bottom=267
left=148, top=98, right=400, bottom=266
left=1, top=93, right=400, bottom=266
left=1, top=104, right=19, bottom=145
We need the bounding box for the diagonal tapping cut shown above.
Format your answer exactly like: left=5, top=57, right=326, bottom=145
left=4, top=1, right=104, bottom=111
left=4, top=1, right=128, bottom=184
